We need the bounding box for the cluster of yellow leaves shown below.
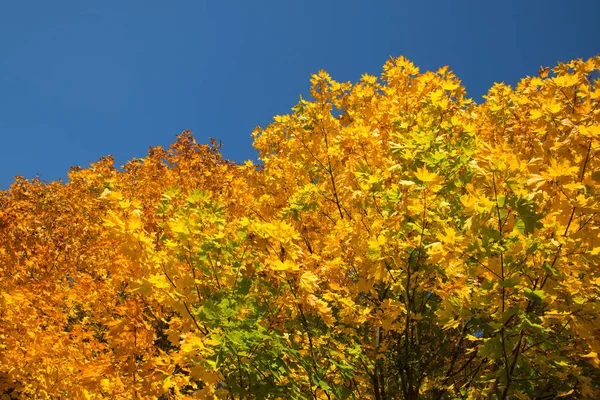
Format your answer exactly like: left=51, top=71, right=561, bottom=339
left=1, top=56, right=599, bottom=399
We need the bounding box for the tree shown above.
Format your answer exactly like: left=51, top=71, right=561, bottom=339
left=1, top=56, right=599, bottom=399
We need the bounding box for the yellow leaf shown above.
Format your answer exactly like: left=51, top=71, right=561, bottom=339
left=315, top=298, right=334, bottom=326
left=443, top=82, right=460, bottom=91
left=170, top=219, right=190, bottom=235
left=581, top=351, right=598, bottom=359
left=526, top=174, right=546, bottom=188
left=430, top=89, right=444, bottom=102
left=162, top=376, right=175, bottom=390
left=579, top=125, right=600, bottom=138
left=127, top=211, right=143, bottom=231
left=530, top=109, right=543, bottom=120
left=581, top=351, right=600, bottom=367
left=547, top=100, right=562, bottom=114
left=100, top=379, right=111, bottom=392
left=544, top=159, right=578, bottom=179
left=180, top=335, right=205, bottom=354
left=557, top=389, right=575, bottom=397
left=554, top=74, right=579, bottom=87
left=299, top=271, right=319, bottom=294
left=414, top=166, right=437, bottom=183
left=147, top=274, right=171, bottom=290
left=270, top=259, right=298, bottom=271
left=205, top=338, right=221, bottom=346
left=442, top=318, right=460, bottom=330
left=107, top=190, right=123, bottom=201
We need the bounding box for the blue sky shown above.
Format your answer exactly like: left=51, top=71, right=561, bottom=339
left=1, top=0, right=598, bottom=189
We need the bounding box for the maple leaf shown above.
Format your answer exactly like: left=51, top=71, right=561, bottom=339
left=414, top=165, right=438, bottom=183
left=299, top=271, right=319, bottom=294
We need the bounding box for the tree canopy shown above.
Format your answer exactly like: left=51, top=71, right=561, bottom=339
left=1, top=56, right=600, bottom=399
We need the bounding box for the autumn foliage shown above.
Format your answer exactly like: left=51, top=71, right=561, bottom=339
left=1, top=56, right=600, bottom=399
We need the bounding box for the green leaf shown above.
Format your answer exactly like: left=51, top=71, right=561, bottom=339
left=235, top=277, right=252, bottom=296
left=314, top=377, right=331, bottom=392
left=526, top=242, right=538, bottom=255
left=520, top=317, right=546, bottom=336
left=511, top=196, right=544, bottom=234
left=573, top=296, right=586, bottom=305
left=479, top=338, right=503, bottom=359
left=497, top=195, right=506, bottom=208
left=523, top=288, right=546, bottom=303
left=542, top=262, right=558, bottom=276
left=499, top=278, right=519, bottom=288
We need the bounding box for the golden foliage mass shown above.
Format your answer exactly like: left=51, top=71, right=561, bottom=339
left=1, top=56, right=600, bottom=399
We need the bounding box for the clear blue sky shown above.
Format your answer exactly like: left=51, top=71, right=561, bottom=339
left=1, top=0, right=598, bottom=189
